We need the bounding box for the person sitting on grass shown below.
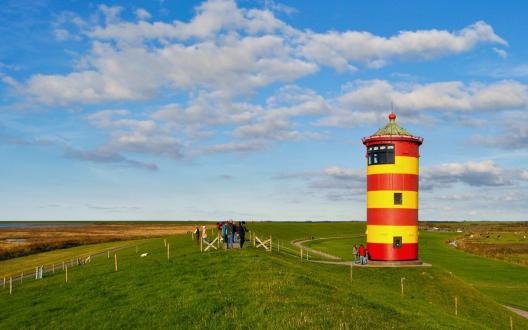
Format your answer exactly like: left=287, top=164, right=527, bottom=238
left=352, top=244, right=358, bottom=264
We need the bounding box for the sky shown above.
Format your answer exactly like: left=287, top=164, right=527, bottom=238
left=1, top=0, right=527, bottom=221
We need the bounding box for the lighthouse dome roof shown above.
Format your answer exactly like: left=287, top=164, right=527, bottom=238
left=371, top=113, right=412, bottom=136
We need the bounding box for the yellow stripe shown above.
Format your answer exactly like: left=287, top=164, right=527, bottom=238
left=366, top=225, right=418, bottom=244
left=367, top=190, right=418, bottom=209
left=367, top=156, right=418, bottom=175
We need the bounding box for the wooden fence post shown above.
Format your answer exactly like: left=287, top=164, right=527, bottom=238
left=107, top=249, right=110, bottom=258
left=269, top=236, right=272, bottom=253
left=114, top=254, right=118, bottom=272
left=167, top=243, right=170, bottom=260
left=350, top=264, right=353, bottom=282
left=300, top=248, right=303, bottom=261
left=9, top=277, right=12, bottom=295
left=510, top=316, right=513, bottom=330
left=455, top=296, right=458, bottom=316
left=401, top=278, right=405, bottom=297
left=65, top=265, right=68, bottom=283
left=217, top=233, right=220, bottom=249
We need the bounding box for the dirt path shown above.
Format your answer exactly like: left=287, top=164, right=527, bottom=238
left=503, top=305, right=528, bottom=319
left=292, top=236, right=431, bottom=267
left=291, top=237, right=344, bottom=260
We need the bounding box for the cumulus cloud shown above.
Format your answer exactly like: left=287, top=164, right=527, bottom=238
left=318, top=79, right=528, bottom=128
left=421, top=160, right=520, bottom=188
left=472, top=111, right=528, bottom=148
left=20, top=1, right=506, bottom=105
left=493, top=47, right=508, bottom=59
left=63, top=146, right=158, bottom=171
left=277, top=161, right=528, bottom=201
left=135, top=8, right=152, bottom=21
left=300, top=21, right=506, bottom=71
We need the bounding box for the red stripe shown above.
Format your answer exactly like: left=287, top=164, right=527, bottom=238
left=367, top=174, right=418, bottom=191
left=363, top=140, right=420, bottom=157
left=367, top=242, right=418, bottom=261
left=367, top=208, right=418, bottom=226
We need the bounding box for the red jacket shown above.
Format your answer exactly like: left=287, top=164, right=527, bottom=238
left=358, top=246, right=366, bottom=256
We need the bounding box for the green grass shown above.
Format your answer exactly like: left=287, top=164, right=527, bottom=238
left=0, top=239, right=146, bottom=277
left=0, top=222, right=526, bottom=329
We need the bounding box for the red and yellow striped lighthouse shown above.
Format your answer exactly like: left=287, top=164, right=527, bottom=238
left=362, top=113, right=423, bottom=261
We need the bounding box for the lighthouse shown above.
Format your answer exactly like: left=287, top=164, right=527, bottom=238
left=362, top=113, right=423, bottom=261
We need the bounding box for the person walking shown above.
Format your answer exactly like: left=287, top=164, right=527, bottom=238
left=237, top=221, right=247, bottom=248
left=194, top=226, right=200, bottom=244
left=221, top=222, right=229, bottom=248
left=352, top=244, right=358, bottom=264
left=358, top=244, right=366, bottom=265
left=227, top=221, right=234, bottom=249
left=201, top=225, right=208, bottom=242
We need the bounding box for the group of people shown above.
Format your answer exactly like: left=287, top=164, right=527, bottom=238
left=194, top=220, right=248, bottom=249
left=219, top=220, right=248, bottom=248
left=352, top=244, right=369, bottom=265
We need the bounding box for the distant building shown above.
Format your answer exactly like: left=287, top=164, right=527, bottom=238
left=362, top=113, right=423, bottom=261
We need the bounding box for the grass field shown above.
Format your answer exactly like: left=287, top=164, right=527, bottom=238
left=0, top=222, right=527, bottom=329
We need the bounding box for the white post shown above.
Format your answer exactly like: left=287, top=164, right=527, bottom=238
left=167, top=243, right=170, bottom=260
left=65, top=265, right=68, bottom=283
left=107, top=249, right=110, bottom=258
left=455, top=296, right=458, bottom=316
left=114, top=254, right=118, bottom=272
left=350, top=264, right=353, bottom=282
left=300, top=248, right=303, bottom=261
left=401, top=278, right=405, bottom=297
left=9, top=277, right=12, bottom=295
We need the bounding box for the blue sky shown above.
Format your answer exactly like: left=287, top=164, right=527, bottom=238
left=1, top=0, right=527, bottom=221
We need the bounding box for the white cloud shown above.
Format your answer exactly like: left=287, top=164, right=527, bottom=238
left=300, top=21, right=506, bottom=71
left=472, top=111, right=528, bottom=148
left=493, top=47, right=508, bottom=59
left=135, top=8, right=152, bottom=21
left=317, top=79, right=528, bottom=128
left=20, top=1, right=506, bottom=105
left=421, top=160, right=520, bottom=188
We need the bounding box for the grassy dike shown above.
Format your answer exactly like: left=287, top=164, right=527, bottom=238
left=0, top=222, right=526, bottom=329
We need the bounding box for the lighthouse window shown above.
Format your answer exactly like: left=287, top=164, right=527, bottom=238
left=393, top=236, right=403, bottom=248
left=367, top=144, right=395, bottom=165
left=394, top=192, right=402, bottom=205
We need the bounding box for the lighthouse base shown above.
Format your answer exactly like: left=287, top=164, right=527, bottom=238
left=364, top=259, right=428, bottom=267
